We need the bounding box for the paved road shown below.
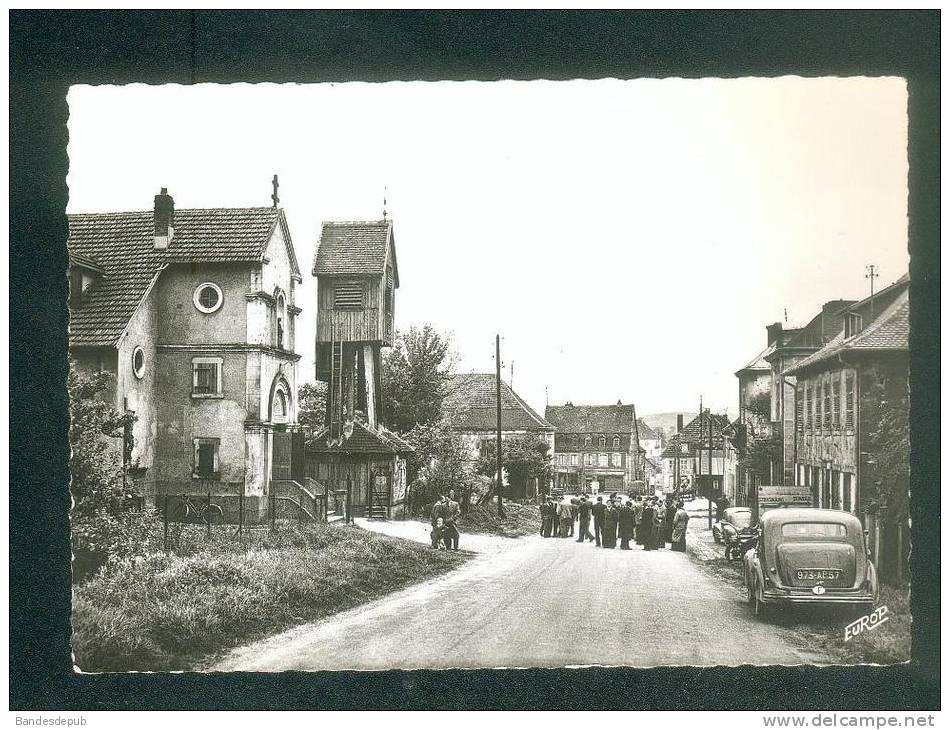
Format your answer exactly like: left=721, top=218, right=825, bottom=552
left=212, top=524, right=831, bottom=671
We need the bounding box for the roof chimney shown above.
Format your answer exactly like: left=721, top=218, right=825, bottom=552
left=766, top=322, right=783, bottom=347
left=676, top=414, right=684, bottom=433
left=153, top=187, right=175, bottom=249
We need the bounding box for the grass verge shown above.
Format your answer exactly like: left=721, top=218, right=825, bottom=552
left=71, top=522, right=469, bottom=672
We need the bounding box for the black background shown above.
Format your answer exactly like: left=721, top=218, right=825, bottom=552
left=10, top=10, right=940, bottom=710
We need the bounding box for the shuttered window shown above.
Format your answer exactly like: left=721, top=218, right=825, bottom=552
left=845, top=373, right=855, bottom=429
left=833, top=375, right=842, bottom=429
left=823, top=381, right=832, bottom=430
left=192, top=358, right=223, bottom=396
left=333, top=282, right=364, bottom=309
left=795, top=385, right=804, bottom=432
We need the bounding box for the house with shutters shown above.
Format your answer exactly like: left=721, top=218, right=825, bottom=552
left=784, top=274, right=909, bottom=582
left=543, top=402, right=654, bottom=494
left=68, top=187, right=303, bottom=520
left=443, top=373, right=555, bottom=499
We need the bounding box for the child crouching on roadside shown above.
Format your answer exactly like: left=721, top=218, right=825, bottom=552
left=431, top=517, right=447, bottom=549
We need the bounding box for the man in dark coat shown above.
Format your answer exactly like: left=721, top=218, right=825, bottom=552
left=545, top=497, right=557, bottom=537
left=569, top=497, right=579, bottom=537
left=576, top=495, right=594, bottom=542
left=663, top=499, right=677, bottom=545
left=591, top=496, right=606, bottom=547
left=641, top=499, right=657, bottom=550
left=539, top=499, right=551, bottom=537
left=442, top=493, right=461, bottom=550
left=618, top=500, right=636, bottom=550
left=602, top=501, right=619, bottom=549
left=634, top=496, right=646, bottom=545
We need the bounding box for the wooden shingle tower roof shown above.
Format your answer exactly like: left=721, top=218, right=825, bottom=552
left=312, top=220, right=399, bottom=286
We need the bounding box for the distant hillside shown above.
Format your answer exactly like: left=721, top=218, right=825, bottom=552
left=640, top=412, right=698, bottom=440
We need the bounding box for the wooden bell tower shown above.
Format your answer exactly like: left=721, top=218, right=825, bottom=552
left=312, top=220, right=398, bottom=443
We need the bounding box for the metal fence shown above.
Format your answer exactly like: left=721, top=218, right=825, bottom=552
left=158, top=477, right=347, bottom=550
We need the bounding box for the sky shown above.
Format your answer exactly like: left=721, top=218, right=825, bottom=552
left=66, top=78, right=909, bottom=417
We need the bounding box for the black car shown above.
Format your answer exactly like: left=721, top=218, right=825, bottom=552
left=712, top=507, right=754, bottom=543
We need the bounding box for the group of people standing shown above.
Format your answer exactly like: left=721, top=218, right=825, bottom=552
left=539, top=493, right=690, bottom=552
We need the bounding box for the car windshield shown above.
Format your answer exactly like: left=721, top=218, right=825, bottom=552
left=780, top=522, right=847, bottom=540
left=728, top=511, right=752, bottom=528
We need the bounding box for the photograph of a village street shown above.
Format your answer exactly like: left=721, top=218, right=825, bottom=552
left=63, top=77, right=915, bottom=675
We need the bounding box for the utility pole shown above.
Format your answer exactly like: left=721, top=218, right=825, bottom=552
left=632, top=403, right=642, bottom=492
left=708, top=408, right=714, bottom=529
left=866, top=264, right=879, bottom=319
left=496, top=334, right=504, bottom=517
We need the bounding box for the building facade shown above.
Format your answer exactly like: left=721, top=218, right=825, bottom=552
left=68, top=189, right=303, bottom=519
left=443, top=373, right=555, bottom=500
left=544, top=402, right=654, bottom=494
left=763, top=299, right=856, bottom=484
left=785, top=276, right=909, bottom=582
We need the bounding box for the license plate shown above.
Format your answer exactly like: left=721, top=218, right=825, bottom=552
left=796, top=568, right=842, bottom=582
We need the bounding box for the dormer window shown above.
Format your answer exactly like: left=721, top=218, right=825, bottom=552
left=613, top=436, right=621, bottom=448
left=845, top=312, right=863, bottom=338
left=598, top=436, right=606, bottom=448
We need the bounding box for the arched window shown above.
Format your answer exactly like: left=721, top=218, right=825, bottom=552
left=274, top=390, right=287, bottom=421
left=612, top=436, right=621, bottom=448
left=583, top=435, right=592, bottom=447
left=275, top=292, right=286, bottom=350
left=598, top=435, right=606, bottom=448
left=269, top=376, right=291, bottom=424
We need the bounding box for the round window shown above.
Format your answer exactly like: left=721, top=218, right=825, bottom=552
left=132, top=346, right=145, bottom=379
left=193, top=282, right=223, bottom=313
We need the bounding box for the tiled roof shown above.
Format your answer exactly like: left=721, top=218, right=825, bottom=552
left=785, top=289, right=909, bottom=376
left=736, top=344, right=774, bottom=374
left=444, top=373, right=554, bottom=432
left=660, top=434, right=696, bottom=459
left=679, top=411, right=732, bottom=447
left=68, top=207, right=297, bottom=347
left=544, top=403, right=657, bottom=439
left=310, top=420, right=414, bottom=454
left=312, top=220, right=397, bottom=284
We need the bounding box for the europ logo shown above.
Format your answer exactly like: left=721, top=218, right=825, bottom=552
left=844, top=605, right=888, bottom=641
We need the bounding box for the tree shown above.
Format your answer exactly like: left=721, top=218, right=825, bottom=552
left=297, top=381, right=328, bottom=439
left=476, top=435, right=553, bottom=500
left=864, top=381, right=910, bottom=522
left=401, top=419, right=478, bottom=515
left=381, top=325, right=457, bottom=433
left=738, top=432, right=783, bottom=486
left=69, top=365, right=156, bottom=580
